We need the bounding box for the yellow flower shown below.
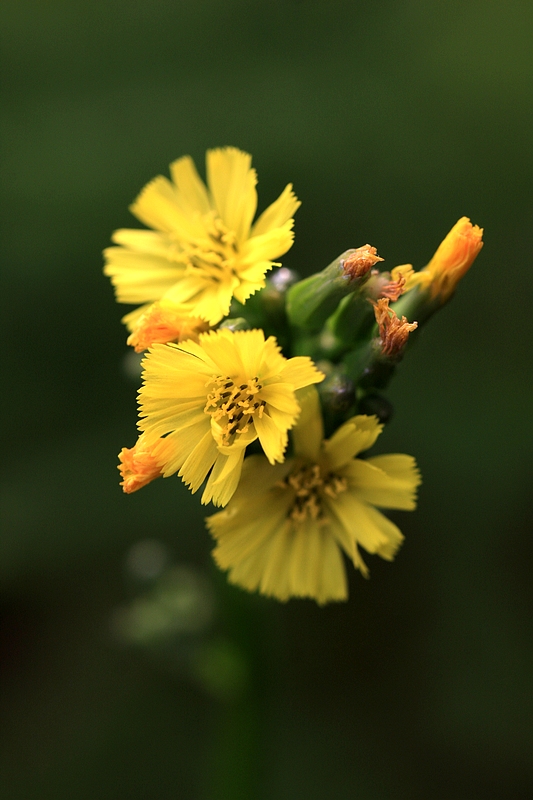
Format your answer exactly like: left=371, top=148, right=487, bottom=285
left=104, top=147, right=300, bottom=328
left=207, top=388, right=421, bottom=604
left=137, top=329, right=324, bottom=507
left=404, top=216, right=483, bottom=301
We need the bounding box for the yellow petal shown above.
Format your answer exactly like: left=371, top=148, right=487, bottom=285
left=324, top=415, right=383, bottom=472
left=346, top=455, right=421, bottom=509
left=130, top=176, right=205, bottom=239
left=254, top=412, right=286, bottom=464
left=231, top=328, right=267, bottom=376
left=240, top=222, right=295, bottom=264
left=201, top=449, right=246, bottom=507
left=314, top=527, right=349, bottom=603
left=121, top=303, right=153, bottom=332
left=149, top=420, right=209, bottom=476
left=195, top=328, right=248, bottom=377
left=206, top=147, right=257, bottom=244
left=329, top=492, right=404, bottom=561
left=277, top=357, right=325, bottom=391
left=169, top=155, right=211, bottom=216
left=104, top=247, right=184, bottom=304
left=111, top=228, right=172, bottom=257
left=178, top=430, right=219, bottom=492
left=260, top=384, right=301, bottom=415
left=251, top=183, right=300, bottom=237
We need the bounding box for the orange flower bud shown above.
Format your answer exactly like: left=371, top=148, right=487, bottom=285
left=118, top=436, right=162, bottom=493
left=421, top=217, right=483, bottom=301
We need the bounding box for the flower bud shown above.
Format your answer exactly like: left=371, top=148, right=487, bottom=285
left=119, top=436, right=162, bottom=493
left=286, top=247, right=380, bottom=332
left=406, top=217, right=483, bottom=302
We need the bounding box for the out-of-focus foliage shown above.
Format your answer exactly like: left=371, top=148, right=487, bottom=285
left=1, top=1, right=532, bottom=798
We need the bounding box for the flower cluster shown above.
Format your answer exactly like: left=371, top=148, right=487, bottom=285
left=106, top=147, right=483, bottom=604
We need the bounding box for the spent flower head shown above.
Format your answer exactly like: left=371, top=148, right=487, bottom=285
left=372, top=298, right=418, bottom=358
left=341, top=244, right=383, bottom=280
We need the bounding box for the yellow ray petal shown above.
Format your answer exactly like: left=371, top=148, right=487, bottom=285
left=346, top=456, right=421, bottom=510
left=251, top=183, right=301, bottom=237
left=169, top=155, right=211, bottom=216
left=206, top=147, right=257, bottom=244
left=240, top=222, right=295, bottom=264
left=254, top=412, right=286, bottom=464
left=324, top=415, right=383, bottom=472
left=330, top=492, right=404, bottom=560
left=201, top=449, right=246, bottom=507
left=131, top=176, right=204, bottom=239
left=178, top=430, right=219, bottom=493
left=277, top=357, right=325, bottom=391
left=111, top=228, right=172, bottom=256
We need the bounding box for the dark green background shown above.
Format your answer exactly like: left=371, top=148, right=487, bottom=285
left=2, top=1, right=532, bottom=798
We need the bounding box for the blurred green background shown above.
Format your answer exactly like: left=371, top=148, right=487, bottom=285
left=1, top=1, right=532, bottom=798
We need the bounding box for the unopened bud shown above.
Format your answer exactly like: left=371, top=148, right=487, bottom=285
left=406, top=217, right=483, bottom=302
left=372, top=298, right=417, bottom=358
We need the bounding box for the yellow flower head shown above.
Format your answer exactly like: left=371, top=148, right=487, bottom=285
left=104, top=147, right=300, bottom=328
left=137, top=328, right=324, bottom=507
left=405, top=216, right=483, bottom=301
left=207, top=387, right=421, bottom=604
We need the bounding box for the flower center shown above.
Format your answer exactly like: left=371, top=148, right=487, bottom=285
left=172, top=212, right=239, bottom=285
left=281, top=464, right=347, bottom=525
left=204, top=375, right=266, bottom=447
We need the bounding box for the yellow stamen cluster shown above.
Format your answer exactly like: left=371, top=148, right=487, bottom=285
left=280, top=463, right=347, bottom=524
left=204, top=376, right=266, bottom=447
left=176, top=211, right=238, bottom=286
